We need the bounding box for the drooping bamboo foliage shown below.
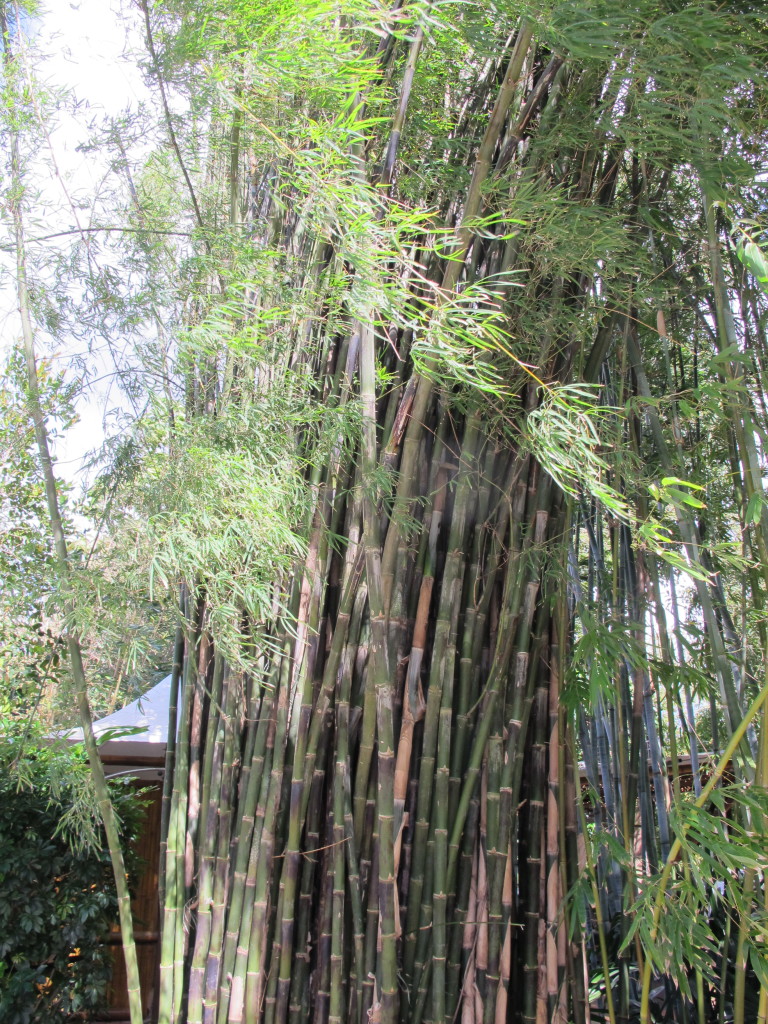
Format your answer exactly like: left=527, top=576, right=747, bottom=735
left=26, top=1, right=768, bottom=1023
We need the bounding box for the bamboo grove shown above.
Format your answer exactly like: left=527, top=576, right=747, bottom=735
left=3, top=1, right=768, bottom=1023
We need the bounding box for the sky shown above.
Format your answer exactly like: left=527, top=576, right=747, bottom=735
left=1, top=0, right=152, bottom=489
left=33, top=0, right=150, bottom=213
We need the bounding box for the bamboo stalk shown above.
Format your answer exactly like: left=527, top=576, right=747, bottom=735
left=358, top=320, right=399, bottom=1024
left=159, top=613, right=198, bottom=1023
left=379, top=18, right=535, bottom=611
left=218, top=678, right=275, bottom=1024
left=521, top=641, right=550, bottom=1024
left=571, top=722, right=617, bottom=1024
left=160, top=617, right=185, bottom=911
left=330, top=623, right=353, bottom=1024
left=288, top=764, right=327, bottom=1024
left=204, top=668, right=242, bottom=1022
left=188, top=654, right=227, bottom=1024
left=547, top=569, right=568, bottom=1024
left=450, top=441, right=498, bottom=823
left=431, top=418, right=482, bottom=1024
left=446, top=791, right=481, bottom=1016
left=314, top=838, right=335, bottom=1024
left=361, top=791, right=380, bottom=1024
left=240, top=647, right=292, bottom=1022
left=274, top=554, right=334, bottom=1024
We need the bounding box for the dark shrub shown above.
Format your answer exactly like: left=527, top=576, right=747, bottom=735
left=0, top=735, right=143, bottom=1024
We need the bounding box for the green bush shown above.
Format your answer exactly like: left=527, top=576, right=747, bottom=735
left=0, top=733, right=144, bottom=1024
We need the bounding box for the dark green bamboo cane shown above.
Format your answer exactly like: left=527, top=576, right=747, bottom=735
left=432, top=417, right=482, bottom=1024
left=160, top=617, right=186, bottom=911
left=273, top=533, right=335, bottom=1024
left=188, top=654, right=227, bottom=1023
left=445, top=787, right=481, bottom=1018
left=358, top=320, right=399, bottom=1024
left=361, top=785, right=379, bottom=1024
left=314, top=840, right=335, bottom=1024
left=344, top=785, right=366, bottom=1024
left=379, top=19, right=535, bottom=616
left=547, top=543, right=570, bottom=1024
left=330, top=666, right=351, bottom=1024
left=338, top=575, right=369, bottom=1021
left=204, top=669, right=242, bottom=1023
left=408, top=537, right=532, bottom=1024
left=400, top=457, right=448, bottom=986
left=521, top=629, right=550, bottom=1024
left=159, top=611, right=200, bottom=1023
left=287, top=764, right=328, bottom=1024
left=240, top=647, right=292, bottom=1022
left=448, top=441, right=498, bottom=823
left=407, top=426, right=484, bottom=991
left=218, top=678, right=275, bottom=1024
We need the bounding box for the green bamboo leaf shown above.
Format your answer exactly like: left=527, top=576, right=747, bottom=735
left=660, top=477, right=704, bottom=490
left=737, top=239, right=768, bottom=294
left=666, top=487, right=706, bottom=509
left=750, top=946, right=768, bottom=988
left=746, top=490, right=764, bottom=525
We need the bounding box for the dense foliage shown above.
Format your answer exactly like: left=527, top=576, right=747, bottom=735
left=2, top=1, right=768, bottom=1024
left=0, top=736, right=143, bottom=1024
left=0, top=354, right=72, bottom=719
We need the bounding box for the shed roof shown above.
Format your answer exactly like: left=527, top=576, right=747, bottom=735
left=64, top=673, right=175, bottom=762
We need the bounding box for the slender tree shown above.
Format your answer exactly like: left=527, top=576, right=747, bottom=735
left=0, top=5, right=144, bottom=1023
